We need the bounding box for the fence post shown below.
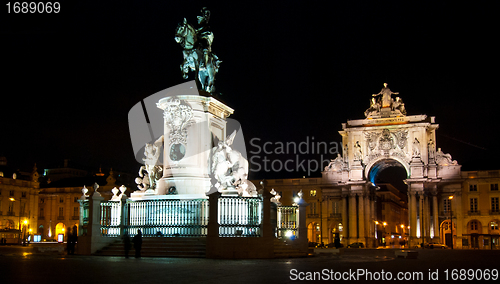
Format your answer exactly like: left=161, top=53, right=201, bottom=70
left=261, top=182, right=274, bottom=239
left=120, top=192, right=128, bottom=236
left=76, top=189, right=104, bottom=255
left=296, top=197, right=309, bottom=251
left=207, top=191, right=220, bottom=237
left=206, top=191, right=220, bottom=258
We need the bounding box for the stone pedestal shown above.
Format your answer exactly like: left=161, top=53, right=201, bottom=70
left=410, top=157, right=424, bottom=178
left=350, top=161, right=364, bottom=181
left=154, top=95, right=233, bottom=199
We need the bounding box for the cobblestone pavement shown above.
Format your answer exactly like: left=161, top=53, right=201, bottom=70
left=1, top=246, right=499, bottom=283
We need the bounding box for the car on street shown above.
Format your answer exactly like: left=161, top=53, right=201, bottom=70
left=347, top=242, right=365, bottom=248
left=425, top=242, right=448, bottom=249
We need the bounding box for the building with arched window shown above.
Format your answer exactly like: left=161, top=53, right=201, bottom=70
left=0, top=161, right=39, bottom=244
left=460, top=170, right=500, bottom=249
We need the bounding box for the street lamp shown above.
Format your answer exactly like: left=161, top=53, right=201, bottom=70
left=448, top=196, right=454, bottom=249
left=9, top=197, right=22, bottom=244
left=22, top=219, right=28, bottom=246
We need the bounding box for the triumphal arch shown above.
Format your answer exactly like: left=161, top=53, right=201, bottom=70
left=322, top=83, right=462, bottom=248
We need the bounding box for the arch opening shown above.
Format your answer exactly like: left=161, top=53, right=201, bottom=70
left=367, top=159, right=409, bottom=190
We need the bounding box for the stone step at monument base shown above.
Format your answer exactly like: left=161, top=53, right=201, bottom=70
left=273, top=238, right=308, bottom=258
left=95, top=237, right=206, bottom=258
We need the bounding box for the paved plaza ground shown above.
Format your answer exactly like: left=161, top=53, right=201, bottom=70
left=1, top=245, right=499, bottom=283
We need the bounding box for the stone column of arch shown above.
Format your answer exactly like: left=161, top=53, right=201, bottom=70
left=408, top=189, right=418, bottom=247
left=348, top=192, right=357, bottom=243
left=358, top=193, right=365, bottom=241
left=432, top=193, right=439, bottom=241
left=341, top=193, right=348, bottom=245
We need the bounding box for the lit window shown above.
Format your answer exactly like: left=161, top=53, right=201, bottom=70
left=491, top=221, right=499, bottom=230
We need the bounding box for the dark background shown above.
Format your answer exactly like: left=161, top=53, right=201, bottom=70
left=1, top=1, right=498, bottom=180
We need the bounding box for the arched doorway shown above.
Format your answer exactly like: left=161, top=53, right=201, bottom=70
left=488, top=219, right=499, bottom=249
left=307, top=222, right=321, bottom=244
left=440, top=220, right=456, bottom=248
left=466, top=220, right=482, bottom=249
left=328, top=221, right=344, bottom=245
left=55, top=223, right=66, bottom=242
left=38, top=225, right=44, bottom=238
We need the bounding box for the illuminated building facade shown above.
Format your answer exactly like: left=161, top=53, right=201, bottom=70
left=456, top=170, right=500, bottom=249
left=37, top=166, right=129, bottom=241
left=0, top=161, right=39, bottom=244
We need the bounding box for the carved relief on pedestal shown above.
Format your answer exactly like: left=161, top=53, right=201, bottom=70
left=163, top=97, right=195, bottom=161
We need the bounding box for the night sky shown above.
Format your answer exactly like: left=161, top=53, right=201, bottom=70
left=1, top=1, right=498, bottom=181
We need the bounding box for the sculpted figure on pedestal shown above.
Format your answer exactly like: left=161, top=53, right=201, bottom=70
left=210, top=131, right=256, bottom=197
left=412, top=138, right=421, bottom=158
left=354, top=141, right=363, bottom=161
left=136, top=140, right=163, bottom=192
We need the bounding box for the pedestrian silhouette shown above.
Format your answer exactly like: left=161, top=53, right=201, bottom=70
left=66, top=228, right=73, bottom=254
left=132, top=229, right=142, bottom=258
left=123, top=231, right=131, bottom=258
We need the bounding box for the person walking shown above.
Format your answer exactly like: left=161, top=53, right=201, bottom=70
left=132, top=229, right=142, bottom=258
left=123, top=231, right=131, bottom=258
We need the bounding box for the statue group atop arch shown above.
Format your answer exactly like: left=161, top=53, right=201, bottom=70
left=365, top=83, right=406, bottom=118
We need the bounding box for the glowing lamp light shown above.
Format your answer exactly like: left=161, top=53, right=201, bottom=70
left=9, top=197, right=15, bottom=202
left=293, top=197, right=300, bottom=204
left=285, top=230, right=293, bottom=238
left=383, top=222, right=387, bottom=226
